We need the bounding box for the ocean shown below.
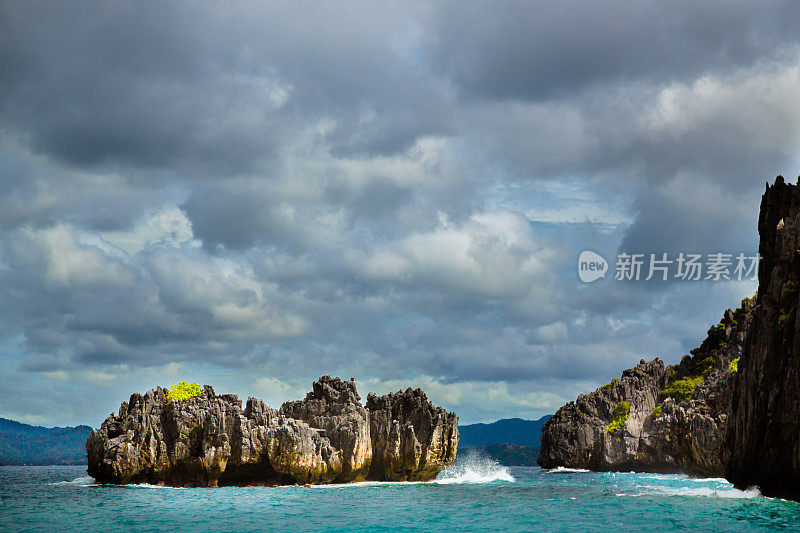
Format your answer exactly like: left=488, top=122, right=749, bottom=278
left=3, top=456, right=800, bottom=532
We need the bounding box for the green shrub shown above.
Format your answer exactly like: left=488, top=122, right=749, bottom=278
left=651, top=403, right=663, bottom=418
left=728, top=357, right=739, bottom=372
left=601, top=378, right=620, bottom=390
left=779, top=311, right=790, bottom=326
left=165, top=381, right=204, bottom=402
left=694, top=356, right=715, bottom=376
left=660, top=376, right=703, bottom=403
left=707, top=323, right=727, bottom=348
left=605, top=401, right=630, bottom=433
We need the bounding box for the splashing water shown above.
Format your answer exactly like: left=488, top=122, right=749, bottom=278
left=435, top=451, right=515, bottom=484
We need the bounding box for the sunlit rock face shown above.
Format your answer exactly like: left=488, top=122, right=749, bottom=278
left=366, top=387, right=459, bottom=481
left=279, top=376, right=372, bottom=483
left=86, top=376, right=457, bottom=487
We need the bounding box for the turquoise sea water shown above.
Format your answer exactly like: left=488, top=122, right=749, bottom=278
left=3, top=457, right=800, bottom=532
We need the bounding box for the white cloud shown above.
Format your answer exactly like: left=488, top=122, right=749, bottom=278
left=102, top=205, right=194, bottom=255
left=645, top=54, right=800, bottom=153
left=354, top=209, right=555, bottom=301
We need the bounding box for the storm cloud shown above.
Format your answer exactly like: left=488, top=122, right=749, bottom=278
left=0, top=1, right=795, bottom=425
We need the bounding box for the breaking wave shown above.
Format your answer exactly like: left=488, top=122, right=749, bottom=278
left=546, top=466, right=590, bottom=473
left=652, top=485, right=762, bottom=499
left=49, top=476, right=98, bottom=487
left=434, top=455, right=515, bottom=484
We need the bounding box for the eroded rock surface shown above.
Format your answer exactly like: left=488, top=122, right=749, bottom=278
left=87, top=376, right=457, bottom=486
left=280, top=376, right=371, bottom=482
left=366, top=387, right=458, bottom=481
left=538, top=298, right=754, bottom=476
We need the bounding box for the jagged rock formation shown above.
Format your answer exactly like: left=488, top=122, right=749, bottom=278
left=86, top=376, right=457, bottom=486
left=366, top=388, right=458, bottom=481
left=726, top=176, right=800, bottom=499
left=280, top=378, right=372, bottom=483
left=538, top=298, right=754, bottom=476
left=538, top=358, right=671, bottom=472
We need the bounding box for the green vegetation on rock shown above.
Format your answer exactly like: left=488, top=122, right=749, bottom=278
left=165, top=381, right=204, bottom=402
left=601, top=378, right=620, bottom=390
left=729, top=357, right=740, bottom=372
left=786, top=280, right=798, bottom=295
left=605, top=401, right=630, bottom=433
left=651, top=403, right=663, bottom=418
left=694, top=356, right=715, bottom=376
left=707, top=323, right=727, bottom=348
left=660, top=376, right=703, bottom=403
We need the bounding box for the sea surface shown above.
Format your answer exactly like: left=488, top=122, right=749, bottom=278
left=3, top=456, right=800, bottom=532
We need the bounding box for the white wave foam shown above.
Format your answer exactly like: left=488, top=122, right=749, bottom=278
left=49, top=476, right=98, bottom=487
left=616, top=483, right=762, bottom=499
left=308, top=481, right=426, bottom=489
left=52, top=477, right=194, bottom=489
left=546, top=466, right=590, bottom=474
left=126, top=483, right=185, bottom=489
left=640, top=473, right=687, bottom=480
left=657, top=485, right=762, bottom=499
left=435, top=455, right=515, bottom=484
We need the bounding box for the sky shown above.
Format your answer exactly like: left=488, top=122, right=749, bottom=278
left=1, top=1, right=798, bottom=426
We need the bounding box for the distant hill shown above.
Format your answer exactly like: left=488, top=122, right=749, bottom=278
left=0, top=415, right=554, bottom=467
left=460, top=443, right=540, bottom=466
left=0, top=417, right=92, bottom=465
left=458, top=416, right=552, bottom=447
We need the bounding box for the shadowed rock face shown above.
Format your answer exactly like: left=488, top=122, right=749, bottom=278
left=539, top=176, right=800, bottom=495
left=538, top=358, right=671, bottom=472
left=726, top=177, right=800, bottom=499
left=86, top=376, right=457, bottom=487
left=538, top=298, right=755, bottom=476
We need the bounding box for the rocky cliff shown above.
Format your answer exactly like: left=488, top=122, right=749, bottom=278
left=540, top=175, right=800, bottom=496
left=86, top=376, right=457, bottom=486
left=726, top=176, right=800, bottom=499
left=538, top=288, right=755, bottom=476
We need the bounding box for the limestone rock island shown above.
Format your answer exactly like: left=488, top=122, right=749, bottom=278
left=86, top=376, right=458, bottom=487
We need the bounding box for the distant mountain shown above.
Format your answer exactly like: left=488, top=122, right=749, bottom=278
left=0, top=414, right=553, bottom=467
left=0, top=417, right=92, bottom=465
left=458, top=416, right=552, bottom=447
left=460, top=443, right=540, bottom=467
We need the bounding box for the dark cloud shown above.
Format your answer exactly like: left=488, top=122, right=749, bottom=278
left=430, top=0, right=800, bottom=101
left=0, top=1, right=451, bottom=172
left=0, top=1, right=794, bottom=424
